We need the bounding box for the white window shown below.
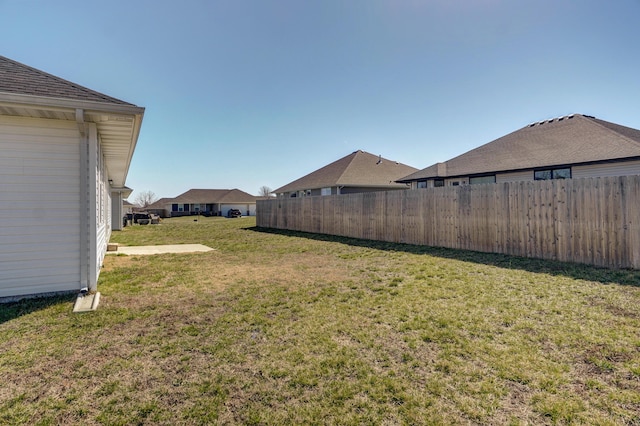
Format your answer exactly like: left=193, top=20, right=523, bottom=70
left=321, top=187, right=331, bottom=196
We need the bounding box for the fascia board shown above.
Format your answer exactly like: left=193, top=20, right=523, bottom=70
left=0, top=92, right=145, bottom=115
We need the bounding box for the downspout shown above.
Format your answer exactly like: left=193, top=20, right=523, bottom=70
left=76, top=109, right=90, bottom=291
left=72, top=108, right=102, bottom=312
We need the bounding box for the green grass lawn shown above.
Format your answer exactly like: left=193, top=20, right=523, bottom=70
left=1, top=216, right=640, bottom=425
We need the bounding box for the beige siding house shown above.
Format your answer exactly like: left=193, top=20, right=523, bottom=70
left=0, top=56, right=144, bottom=300
left=274, top=150, right=418, bottom=197
left=398, top=114, right=640, bottom=188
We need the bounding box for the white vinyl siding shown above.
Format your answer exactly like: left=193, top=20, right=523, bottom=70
left=572, top=160, right=640, bottom=179
left=111, top=192, right=123, bottom=230
left=0, top=116, right=81, bottom=298
left=95, top=135, right=111, bottom=285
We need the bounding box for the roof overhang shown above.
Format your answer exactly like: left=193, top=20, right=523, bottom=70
left=276, top=183, right=410, bottom=194
left=0, top=92, right=144, bottom=187
left=110, top=186, right=133, bottom=198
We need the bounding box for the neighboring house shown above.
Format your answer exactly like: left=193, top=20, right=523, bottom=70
left=274, top=150, right=418, bottom=197
left=168, top=189, right=257, bottom=217
left=398, top=114, right=640, bottom=188
left=144, top=197, right=172, bottom=218
left=0, top=56, right=144, bottom=301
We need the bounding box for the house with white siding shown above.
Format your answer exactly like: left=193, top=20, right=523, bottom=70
left=167, top=188, right=258, bottom=217
left=0, top=56, right=144, bottom=302
left=397, top=114, right=640, bottom=188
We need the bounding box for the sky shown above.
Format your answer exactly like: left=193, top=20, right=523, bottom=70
left=1, top=0, right=639, bottom=200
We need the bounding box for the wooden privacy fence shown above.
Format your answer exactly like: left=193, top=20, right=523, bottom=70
left=257, top=176, right=640, bottom=269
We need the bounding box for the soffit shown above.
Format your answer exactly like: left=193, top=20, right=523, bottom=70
left=0, top=94, right=143, bottom=187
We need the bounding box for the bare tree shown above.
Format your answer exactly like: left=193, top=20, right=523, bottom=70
left=258, top=186, right=274, bottom=198
left=134, top=190, right=158, bottom=208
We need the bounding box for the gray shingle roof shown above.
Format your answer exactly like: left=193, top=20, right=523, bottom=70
left=274, top=150, right=418, bottom=193
left=398, top=114, right=640, bottom=182
left=0, top=55, right=134, bottom=105
left=172, top=189, right=257, bottom=204
left=145, top=198, right=173, bottom=209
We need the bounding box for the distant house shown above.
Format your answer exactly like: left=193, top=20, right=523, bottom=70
left=144, top=197, right=172, bottom=217
left=398, top=114, right=640, bottom=188
left=274, top=150, right=418, bottom=197
left=0, top=55, right=144, bottom=300
left=166, top=189, right=257, bottom=217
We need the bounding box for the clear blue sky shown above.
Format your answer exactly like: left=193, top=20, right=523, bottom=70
left=2, top=0, right=639, bottom=199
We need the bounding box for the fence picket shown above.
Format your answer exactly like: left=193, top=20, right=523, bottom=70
left=257, top=176, right=640, bottom=269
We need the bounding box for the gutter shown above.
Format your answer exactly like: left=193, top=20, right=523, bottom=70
left=0, top=92, right=145, bottom=115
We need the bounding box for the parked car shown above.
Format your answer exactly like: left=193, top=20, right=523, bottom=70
left=125, top=212, right=152, bottom=224
left=227, top=209, right=242, bottom=218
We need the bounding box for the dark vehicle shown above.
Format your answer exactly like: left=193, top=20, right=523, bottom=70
left=227, top=209, right=242, bottom=218
left=125, top=212, right=152, bottom=224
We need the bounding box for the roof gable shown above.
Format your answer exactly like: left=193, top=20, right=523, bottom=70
left=275, top=150, right=418, bottom=193
left=399, top=114, right=640, bottom=181
left=0, top=55, right=133, bottom=105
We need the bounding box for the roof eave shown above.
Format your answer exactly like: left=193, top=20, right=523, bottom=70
left=277, top=182, right=409, bottom=193
left=0, top=92, right=145, bottom=187
left=398, top=155, right=640, bottom=183
left=122, top=112, right=144, bottom=185
left=0, top=92, right=144, bottom=115
left=111, top=186, right=133, bottom=198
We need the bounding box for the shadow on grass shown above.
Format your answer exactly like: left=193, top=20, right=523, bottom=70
left=0, top=293, right=75, bottom=324
left=248, top=227, right=640, bottom=288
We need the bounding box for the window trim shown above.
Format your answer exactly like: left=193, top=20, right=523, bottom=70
left=534, top=166, right=572, bottom=181
left=469, top=174, right=496, bottom=185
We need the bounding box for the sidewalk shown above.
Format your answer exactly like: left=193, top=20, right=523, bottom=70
left=107, top=244, right=214, bottom=256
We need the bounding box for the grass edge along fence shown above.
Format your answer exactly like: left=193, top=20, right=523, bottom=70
left=257, top=175, right=640, bottom=269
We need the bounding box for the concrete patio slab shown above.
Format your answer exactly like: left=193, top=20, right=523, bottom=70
left=107, top=244, right=214, bottom=256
